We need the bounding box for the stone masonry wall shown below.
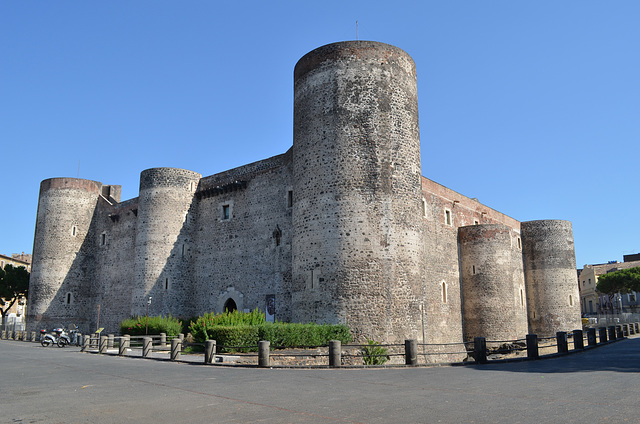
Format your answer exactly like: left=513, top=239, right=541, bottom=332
left=192, top=154, right=293, bottom=320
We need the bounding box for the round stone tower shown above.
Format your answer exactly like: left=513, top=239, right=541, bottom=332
left=521, top=220, right=581, bottom=336
left=459, top=224, right=528, bottom=342
left=27, top=178, right=102, bottom=333
left=291, top=41, right=425, bottom=342
left=133, top=168, right=201, bottom=318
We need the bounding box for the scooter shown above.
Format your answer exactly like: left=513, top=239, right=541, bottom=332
left=40, top=328, right=64, bottom=347
left=57, top=325, right=80, bottom=347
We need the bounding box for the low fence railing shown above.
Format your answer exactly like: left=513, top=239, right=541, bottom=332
left=3, top=322, right=638, bottom=368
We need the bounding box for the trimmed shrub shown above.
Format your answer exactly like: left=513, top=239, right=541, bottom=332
left=188, top=310, right=352, bottom=352
left=120, top=315, right=182, bottom=337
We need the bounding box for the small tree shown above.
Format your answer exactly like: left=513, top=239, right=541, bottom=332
left=596, top=267, right=640, bottom=312
left=0, top=264, right=30, bottom=328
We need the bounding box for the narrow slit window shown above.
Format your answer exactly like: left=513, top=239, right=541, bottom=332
left=222, top=204, right=230, bottom=220
left=71, top=225, right=77, bottom=237
left=165, top=278, right=169, bottom=290
left=442, top=281, right=447, bottom=304
left=421, top=198, right=427, bottom=218
left=66, top=293, right=72, bottom=304
left=520, top=289, right=524, bottom=307
left=569, top=295, right=574, bottom=306
left=100, top=233, right=106, bottom=246
left=472, top=265, right=476, bottom=275
left=444, top=209, right=452, bottom=226
left=287, top=190, right=293, bottom=208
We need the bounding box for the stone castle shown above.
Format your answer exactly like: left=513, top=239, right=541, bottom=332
left=27, top=41, right=582, bottom=347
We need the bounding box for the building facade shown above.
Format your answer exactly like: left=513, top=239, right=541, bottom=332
left=578, top=258, right=640, bottom=315
left=26, top=41, right=582, bottom=347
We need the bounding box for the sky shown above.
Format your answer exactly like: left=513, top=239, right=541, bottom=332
left=1, top=1, right=638, bottom=268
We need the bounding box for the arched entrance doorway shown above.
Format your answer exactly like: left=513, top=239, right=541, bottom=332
left=224, top=298, right=237, bottom=312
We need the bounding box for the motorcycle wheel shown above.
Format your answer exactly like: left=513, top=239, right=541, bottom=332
left=41, top=338, right=52, bottom=347
left=57, top=338, right=68, bottom=348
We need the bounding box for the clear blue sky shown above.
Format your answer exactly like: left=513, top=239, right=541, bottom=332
left=1, top=1, right=638, bottom=268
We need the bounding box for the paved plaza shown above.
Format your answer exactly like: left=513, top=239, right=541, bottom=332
left=2, top=337, right=639, bottom=423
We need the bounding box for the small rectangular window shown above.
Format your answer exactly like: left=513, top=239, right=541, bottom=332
left=100, top=233, right=106, bottom=246
left=444, top=209, right=452, bottom=226
left=222, top=204, right=230, bottom=220
left=287, top=190, right=293, bottom=208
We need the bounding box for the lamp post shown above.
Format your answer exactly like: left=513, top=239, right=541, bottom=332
left=145, top=297, right=152, bottom=335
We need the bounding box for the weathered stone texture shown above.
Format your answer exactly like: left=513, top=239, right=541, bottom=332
left=292, top=41, right=424, bottom=343
left=26, top=41, right=581, bottom=346
left=522, top=220, right=581, bottom=336
left=459, top=224, right=528, bottom=342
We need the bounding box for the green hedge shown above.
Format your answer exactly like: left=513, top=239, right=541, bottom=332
left=120, top=315, right=182, bottom=337
left=195, top=323, right=352, bottom=352
left=188, top=309, right=352, bottom=352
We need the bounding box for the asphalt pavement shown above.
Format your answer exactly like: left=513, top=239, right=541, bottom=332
left=2, top=336, right=639, bottom=423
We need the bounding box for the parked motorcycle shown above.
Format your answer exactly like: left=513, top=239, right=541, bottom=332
left=57, top=325, right=80, bottom=347
left=40, top=328, right=64, bottom=347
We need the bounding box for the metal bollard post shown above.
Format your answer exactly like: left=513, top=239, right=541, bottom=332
left=608, top=326, right=616, bottom=341
left=622, top=324, right=629, bottom=337
left=587, top=328, right=596, bottom=347
left=258, top=340, right=270, bottom=367
left=329, top=340, right=341, bottom=367
left=119, top=335, right=130, bottom=356
left=82, top=335, right=91, bottom=352
left=160, top=333, right=167, bottom=347
left=629, top=323, right=635, bottom=335
left=99, top=336, right=108, bottom=354
left=107, top=334, right=114, bottom=348
left=31, top=331, right=37, bottom=342
left=143, top=337, right=152, bottom=357
left=526, top=334, right=539, bottom=359
left=573, top=330, right=584, bottom=350
left=556, top=332, right=568, bottom=354
left=171, top=338, right=181, bottom=361
left=204, top=340, right=216, bottom=364
left=474, top=337, right=487, bottom=363
left=616, top=325, right=623, bottom=339
left=598, top=327, right=607, bottom=343
left=405, top=339, right=418, bottom=366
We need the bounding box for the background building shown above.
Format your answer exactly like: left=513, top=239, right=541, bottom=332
left=578, top=255, right=640, bottom=315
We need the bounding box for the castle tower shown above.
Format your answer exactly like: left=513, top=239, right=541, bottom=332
left=27, top=178, right=102, bottom=333
left=132, top=168, right=201, bottom=318
left=291, top=41, right=425, bottom=342
left=459, top=224, right=528, bottom=342
left=521, top=220, right=581, bottom=336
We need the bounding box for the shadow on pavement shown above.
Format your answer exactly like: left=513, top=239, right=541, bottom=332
left=475, top=337, right=640, bottom=374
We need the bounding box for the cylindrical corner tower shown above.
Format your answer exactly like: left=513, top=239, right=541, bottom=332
left=291, top=41, right=424, bottom=342
left=521, top=220, right=581, bottom=336
left=27, top=178, right=102, bottom=333
left=133, top=168, right=201, bottom=318
left=459, top=224, right=528, bottom=342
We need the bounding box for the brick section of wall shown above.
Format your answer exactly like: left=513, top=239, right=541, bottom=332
left=522, top=220, right=582, bottom=336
